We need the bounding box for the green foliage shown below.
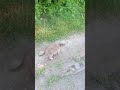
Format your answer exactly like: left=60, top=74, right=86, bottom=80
left=35, top=0, right=85, bottom=42
left=47, top=75, right=62, bottom=87
left=35, top=67, right=46, bottom=79
left=36, top=0, right=85, bottom=20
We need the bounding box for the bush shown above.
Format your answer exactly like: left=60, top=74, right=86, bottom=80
left=35, top=0, right=85, bottom=42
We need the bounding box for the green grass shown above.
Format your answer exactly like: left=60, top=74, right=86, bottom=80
left=35, top=16, right=85, bottom=43
left=51, top=60, right=64, bottom=69
left=35, top=67, right=46, bottom=79
left=47, top=75, right=62, bottom=87
left=55, top=63, right=63, bottom=69
left=35, top=0, right=85, bottom=43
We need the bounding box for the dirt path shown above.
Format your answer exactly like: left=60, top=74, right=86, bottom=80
left=35, top=33, right=85, bottom=90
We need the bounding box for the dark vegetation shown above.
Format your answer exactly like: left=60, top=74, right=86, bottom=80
left=0, top=1, right=34, bottom=48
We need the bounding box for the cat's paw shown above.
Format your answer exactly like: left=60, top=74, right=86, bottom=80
left=38, top=51, right=44, bottom=56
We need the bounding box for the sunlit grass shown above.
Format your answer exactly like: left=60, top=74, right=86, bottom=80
left=35, top=17, right=85, bottom=43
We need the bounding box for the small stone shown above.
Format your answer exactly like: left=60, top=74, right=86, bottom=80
left=74, top=63, right=80, bottom=70
left=38, top=51, right=44, bottom=56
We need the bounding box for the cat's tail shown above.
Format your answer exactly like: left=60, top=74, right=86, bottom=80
left=38, top=50, right=45, bottom=56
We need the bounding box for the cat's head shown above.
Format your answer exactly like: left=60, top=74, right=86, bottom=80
left=59, top=41, right=68, bottom=47
left=59, top=43, right=65, bottom=47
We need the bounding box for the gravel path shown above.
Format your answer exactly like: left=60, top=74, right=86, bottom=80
left=35, top=33, right=85, bottom=90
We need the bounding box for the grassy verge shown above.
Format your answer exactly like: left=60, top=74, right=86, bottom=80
left=35, top=16, right=85, bottom=43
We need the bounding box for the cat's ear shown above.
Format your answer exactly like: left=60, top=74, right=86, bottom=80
left=59, top=40, right=68, bottom=46
left=59, top=43, right=65, bottom=47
